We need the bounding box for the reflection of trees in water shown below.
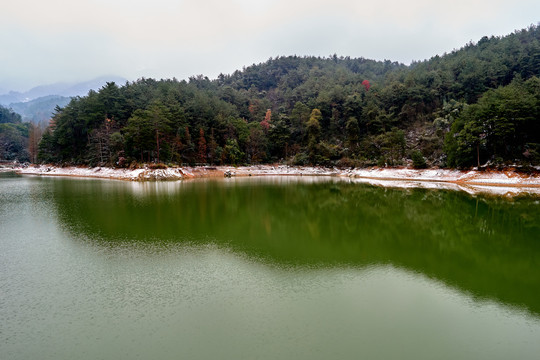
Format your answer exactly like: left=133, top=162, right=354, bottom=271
left=52, top=178, right=540, bottom=316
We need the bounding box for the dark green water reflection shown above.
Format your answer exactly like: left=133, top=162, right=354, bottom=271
left=52, top=177, right=540, bottom=315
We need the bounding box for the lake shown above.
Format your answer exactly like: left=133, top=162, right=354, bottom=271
left=1, top=173, right=540, bottom=359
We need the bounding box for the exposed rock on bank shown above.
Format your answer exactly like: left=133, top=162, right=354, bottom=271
left=9, top=165, right=184, bottom=181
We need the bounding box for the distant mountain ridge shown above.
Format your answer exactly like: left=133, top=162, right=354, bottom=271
left=0, top=75, right=127, bottom=105
left=8, top=95, right=72, bottom=124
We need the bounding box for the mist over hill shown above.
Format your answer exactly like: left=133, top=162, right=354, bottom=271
left=7, top=96, right=71, bottom=124
left=0, top=75, right=127, bottom=105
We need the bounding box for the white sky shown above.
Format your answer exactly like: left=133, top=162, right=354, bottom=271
left=1, top=0, right=539, bottom=91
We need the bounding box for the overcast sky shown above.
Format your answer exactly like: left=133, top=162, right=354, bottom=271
left=1, top=0, right=538, bottom=92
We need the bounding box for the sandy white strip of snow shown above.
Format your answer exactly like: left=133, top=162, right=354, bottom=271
left=7, top=165, right=540, bottom=196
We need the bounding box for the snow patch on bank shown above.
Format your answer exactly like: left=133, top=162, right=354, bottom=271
left=348, top=167, right=540, bottom=186
left=8, top=164, right=540, bottom=196
left=14, top=165, right=184, bottom=181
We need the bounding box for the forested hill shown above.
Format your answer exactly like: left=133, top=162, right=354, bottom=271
left=0, top=105, right=31, bottom=162
left=37, top=25, right=540, bottom=168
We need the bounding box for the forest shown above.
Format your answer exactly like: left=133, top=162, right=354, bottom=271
left=3, top=25, right=540, bottom=169
left=0, top=106, right=30, bottom=162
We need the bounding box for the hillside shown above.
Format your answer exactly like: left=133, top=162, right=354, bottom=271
left=8, top=95, right=71, bottom=124
left=15, top=26, right=540, bottom=168
left=0, top=105, right=30, bottom=162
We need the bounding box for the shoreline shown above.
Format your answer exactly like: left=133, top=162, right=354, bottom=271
left=4, top=164, right=540, bottom=196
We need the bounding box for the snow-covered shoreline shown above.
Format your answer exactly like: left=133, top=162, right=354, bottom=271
left=3, top=164, right=540, bottom=196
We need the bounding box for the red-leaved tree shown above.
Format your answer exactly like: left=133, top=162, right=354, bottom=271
left=362, top=80, right=371, bottom=91
left=260, top=109, right=271, bottom=132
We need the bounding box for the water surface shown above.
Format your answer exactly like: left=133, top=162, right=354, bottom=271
left=1, top=173, right=539, bottom=359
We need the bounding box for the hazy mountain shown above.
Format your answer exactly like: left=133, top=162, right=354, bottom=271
left=8, top=95, right=72, bottom=124
left=0, top=75, right=127, bottom=105
left=0, top=91, right=25, bottom=106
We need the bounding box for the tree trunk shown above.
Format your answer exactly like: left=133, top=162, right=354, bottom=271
left=156, top=130, right=160, bottom=163
left=477, top=143, right=480, bottom=168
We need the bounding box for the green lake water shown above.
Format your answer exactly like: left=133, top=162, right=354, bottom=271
left=1, top=173, right=540, bottom=359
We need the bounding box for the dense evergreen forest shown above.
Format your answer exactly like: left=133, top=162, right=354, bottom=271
left=9, top=25, right=540, bottom=168
left=0, top=105, right=30, bottom=162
